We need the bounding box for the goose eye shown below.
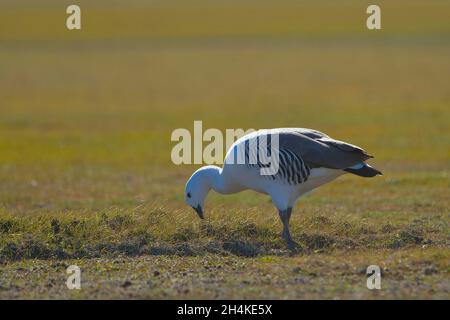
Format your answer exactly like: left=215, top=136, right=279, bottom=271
left=187, top=192, right=191, bottom=199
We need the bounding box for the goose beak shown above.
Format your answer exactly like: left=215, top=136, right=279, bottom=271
left=192, top=205, right=204, bottom=219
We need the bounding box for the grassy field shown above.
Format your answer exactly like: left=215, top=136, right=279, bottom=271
left=0, top=0, right=449, bottom=299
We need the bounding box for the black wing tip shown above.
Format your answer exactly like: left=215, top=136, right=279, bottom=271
left=344, top=166, right=382, bottom=178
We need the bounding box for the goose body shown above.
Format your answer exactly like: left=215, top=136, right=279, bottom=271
left=185, top=128, right=381, bottom=249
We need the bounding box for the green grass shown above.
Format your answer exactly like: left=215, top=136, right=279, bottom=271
left=0, top=0, right=449, bottom=299
left=1, top=248, right=448, bottom=299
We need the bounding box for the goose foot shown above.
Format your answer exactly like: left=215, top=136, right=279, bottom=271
left=286, top=239, right=298, bottom=251
left=284, top=238, right=305, bottom=254
left=282, top=231, right=298, bottom=251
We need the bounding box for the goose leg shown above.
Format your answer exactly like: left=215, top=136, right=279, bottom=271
left=278, top=207, right=296, bottom=250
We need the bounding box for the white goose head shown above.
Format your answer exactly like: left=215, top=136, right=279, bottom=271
left=184, top=165, right=221, bottom=219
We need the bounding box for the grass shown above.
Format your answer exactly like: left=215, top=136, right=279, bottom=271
left=0, top=0, right=449, bottom=299
left=2, top=248, right=448, bottom=299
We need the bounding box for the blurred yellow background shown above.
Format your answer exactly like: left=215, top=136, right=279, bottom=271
left=0, top=0, right=449, bottom=299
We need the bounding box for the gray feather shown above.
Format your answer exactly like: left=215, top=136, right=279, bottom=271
left=269, top=128, right=372, bottom=170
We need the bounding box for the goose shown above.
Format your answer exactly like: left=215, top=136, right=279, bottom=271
left=184, top=128, right=382, bottom=249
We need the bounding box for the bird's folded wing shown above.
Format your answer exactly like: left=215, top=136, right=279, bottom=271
left=277, top=131, right=372, bottom=170
left=289, top=128, right=330, bottom=139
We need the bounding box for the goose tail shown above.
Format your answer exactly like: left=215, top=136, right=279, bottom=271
left=344, top=163, right=382, bottom=177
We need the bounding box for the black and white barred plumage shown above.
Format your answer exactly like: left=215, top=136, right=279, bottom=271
left=239, top=136, right=311, bottom=185
left=275, top=148, right=310, bottom=184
